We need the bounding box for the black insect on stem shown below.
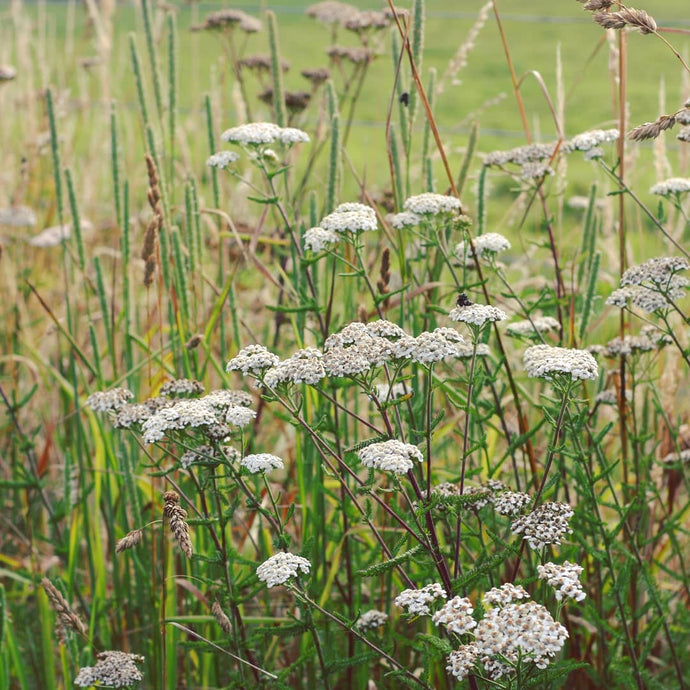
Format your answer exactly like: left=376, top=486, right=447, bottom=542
left=399, top=92, right=409, bottom=106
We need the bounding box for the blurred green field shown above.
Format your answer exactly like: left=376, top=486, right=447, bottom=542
left=3, top=0, right=690, bottom=216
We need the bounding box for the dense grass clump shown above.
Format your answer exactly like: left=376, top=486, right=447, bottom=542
left=1, top=1, right=689, bottom=688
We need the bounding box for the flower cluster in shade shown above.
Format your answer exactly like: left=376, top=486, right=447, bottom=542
left=358, top=439, right=423, bottom=475
left=221, top=122, right=310, bottom=147
left=523, top=345, right=598, bottom=381
left=226, top=320, right=483, bottom=391
left=354, top=609, right=388, bottom=632
left=606, top=256, right=688, bottom=313
left=256, top=552, right=311, bottom=588
left=506, top=315, right=560, bottom=338
left=403, top=192, right=462, bottom=216
left=74, top=651, right=145, bottom=688
left=511, top=501, right=574, bottom=550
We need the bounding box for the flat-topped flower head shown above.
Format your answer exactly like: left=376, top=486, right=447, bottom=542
left=407, top=329, right=466, bottom=364
left=358, top=439, right=423, bottom=474
left=650, top=178, right=690, bottom=195
left=564, top=128, right=619, bottom=152
left=492, top=491, right=531, bottom=516
left=606, top=282, right=687, bottom=313
left=506, top=316, right=560, bottom=338
left=620, top=256, right=689, bottom=286
left=74, top=651, right=145, bottom=688
left=474, top=601, right=568, bottom=678
left=86, top=388, right=134, bottom=412
left=394, top=583, right=447, bottom=616
left=226, top=344, right=280, bottom=375
left=355, top=610, right=388, bottom=631
left=523, top=345, right=598, bottom=381
left=221, top=122, right=309, bottom=146
left=387, top=210, right=422, bottom=229
left=160, top=378, right=204, bottom=397
left=304, top=226, right=339, bottom=252
left=449, top=301, right=508, bottom=327
left=447, top=646, right=480, bottom=681
left=511, top=501, right=574, bottom=550
left=263, top=348, right=326, bottom=387
left=206, top=151, right=239, bottom=169
left=432, top=596, right=477, bottom=635
left=256, top=552, right=311, bottom=588
left=455, top=232, right=510, bottom=262
left=241, top=453, right=285, bottom=474
left=482, top=583, right=530, bottom=608
left=403, top=193, right=462, bottom=215
left=537, top=561, right=586, bottom=602
left=319, top=203, right=377, bottom=233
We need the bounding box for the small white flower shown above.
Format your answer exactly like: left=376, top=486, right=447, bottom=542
left=86, top=388, right=134, bottom=412
left=241, top=453, right=285, bottom=474
left=387, top=210, right=422, bottom=229
left=256, top=552, right=311, bottom=587
left=523, top=345, right=598, bottom=381
left=482, top=583, right=531, bottom=608
left=449, top=303, right=508, bottom=327
left=220, top=122, right=309, bottom=146
left=537, top=561, right=586, bottom=602
left=447, top=645, right=480, bottom=681
left=403, top=193, right=462, bottom=215
left=432, top=596, right=477, bottom=635
left=506, top=316, right=560, bottom=337
left=394, top=583, right=447, bottom=616
left=226, top=344, right=280, bottom=375
left=455, top=232, right=510, bottom=262
left=650, top=177, right=690, bottom=196
left=355, top=610, right=388, bottom=631
left=206, top=150, right=240, bottom=169
left=304, top=226, right=339, bottom=252
left=358, top=439, right=423, bottom=475
left=320, top=203, right=377, bottom=233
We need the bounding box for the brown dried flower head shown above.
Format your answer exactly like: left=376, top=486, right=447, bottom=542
left=628, top=114, right=677, bottom=141
left=212, top=601, right=232, bottom=633
left=116, top=528, right=143, bottom=554
left=301, top=67, right=331, bottom=87
left=41, top=578, right=88, bottom=639
left=593, top=8, right=657, bottom=35
left=163, top=491, right=193, bottom=558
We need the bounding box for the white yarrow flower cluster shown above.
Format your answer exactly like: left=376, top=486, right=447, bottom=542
left=511, top=502, right=574, bottom=550
left=650, top=177, right=690, bottom=195
left=263, top=348, right=326, bottom=387
left=506, top=316, right=560, bottom=337
left=206, top=150, right=240, bottom=169
left=387, top=210, right=422, bottom=229
left=226, top=344, right=280, bottom=375
left=86, top=388, right=134, bottom=412
left=354, top=610, right=388, bottom=631
left=319, top=202, right=377, bottom=233
left=432, top=596, right=477, bottom=635
left=492, top=491, right=532, bottom=516
left=241, top=453, right=285, bottom=474
left=523, top=345, right=598, bottom=381
left=74, top=651, right=145, bottom=688
left=256, top=552, right=311, bottom=587
left=537, top=561, right=586, bottom=602
left=620, top=256, right=689, bottom=287
left=606, top=283, right=687, bottom=313
left=446, top=646, right=480, bottom=681
left=449, top=303, right=508, bottom=327
left=403, top=193, right=462, bottom=215
left=358, top=439, right=423, bottom=475
left=482, top=583, right=531, bottom=608
left=394, top=583, right=447, bottom=616
left=455, top=232, right=510, bottom=262
left=564, top=128, right=619, bottom=152
left=221, top=122, right=309, bottom=146
left=303, top=226, right=339, bottom=252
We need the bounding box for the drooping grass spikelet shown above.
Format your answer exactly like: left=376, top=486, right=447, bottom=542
left=211, top=601, right=232, bottom=633
left=593, top=7, right=657, bottom=35
left=267, top=11, right=287, bottom=127
left=41, top=578, right=88, bottom=640
left=116, top=528, right=143, bottom=553
left=628, top=113, right=676, bottom=141
left=163, top=491, right=192, bottom=558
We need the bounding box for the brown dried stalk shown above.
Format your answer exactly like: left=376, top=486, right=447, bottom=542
left=376, top=247, right=391, bottom=306
left=211, top=601, right=232, bottom=633
left=163, top=491, right=193, bottom=558
left=41, top=578, right=88, bottom=639
left=115, top=528, right=143, bottom=553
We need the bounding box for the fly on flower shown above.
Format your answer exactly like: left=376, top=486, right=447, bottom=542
left=456, top=293, right=473, bottom=308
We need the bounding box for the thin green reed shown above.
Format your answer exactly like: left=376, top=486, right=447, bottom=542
left=46, top=89, right=65, bottom=229
left=93, top=256, right=116, bottom=376
left=121, top=181, right=134, bottom=381
left=167, top=14, right=177, bottom=183
left=477, top=163, right=488, bottom=236
left=110, top=103, right=122, bottom=231
left=456, top=121, right=478, bottom=198
left=408, top=0, right=425, bottom=131
left=389, top=123, right=404, bottom=210
left=577, top=184, right=598, bottom=288
left=204, top=95, right=221, bottom=209
left=267, top=11, right=287, bottom=128
left=189, top=178, right=203, bottom=281
left=129, top=34, right=150, bottom=135
left=326, top=81, right=340, bottom=215
left=578, top=252, right=600, bottom=343
left=391, top=30, right=410, bottom=155
left=140, top=0, right=163, bottom=121
left=65, top=169, right=85, bottom=272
